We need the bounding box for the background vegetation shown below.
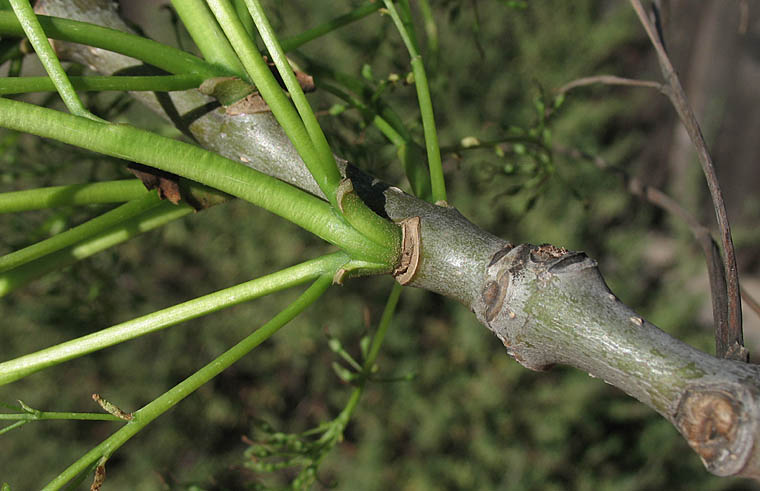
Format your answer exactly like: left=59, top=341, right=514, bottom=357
left=1, top=0, right=759, bottom=489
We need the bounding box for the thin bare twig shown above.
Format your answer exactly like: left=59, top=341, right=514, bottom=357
left=651, top=0, right=669, bottom=52
left=739, top=0, right=749, bottom=35
left=742, top=285, right=760, bottom=320
left=556, top=75, right=666, bottom=95
left=558, top=145, right=758, bottom=360
left=629, top=0, right=744, bottom=361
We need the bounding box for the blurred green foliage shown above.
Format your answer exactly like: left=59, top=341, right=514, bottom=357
left=1, top=1, right=757, bottom=489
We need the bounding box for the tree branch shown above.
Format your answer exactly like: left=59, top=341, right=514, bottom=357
left=629, top=0, right=744, bottom=361
left=554, top=144, right=730, bottom=348
left=556, top=74, right=666, bottom=95
left=28, top=0, right=760, bottom=480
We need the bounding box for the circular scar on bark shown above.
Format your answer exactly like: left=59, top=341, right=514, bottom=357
left=393, top=216, right=421, bottom=285
left=676, top=389, right=749, bottom=475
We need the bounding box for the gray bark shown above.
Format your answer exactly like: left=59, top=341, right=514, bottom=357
left=31, top=0, right=760, bottom=480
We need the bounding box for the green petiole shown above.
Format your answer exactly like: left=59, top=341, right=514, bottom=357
left=245, top=0, right=339, bottom=186
left=0, top=74, right=203, bottom=95
left=280, top=1, right=383, bottom=53
left=0, top=180, right=150, bottom=213
left=319, top=80, right=433, bottom=201
left=7, top=0, right=100, bottom=120
left=381, top=0, right=447, bottom=204
left=0, top=11, right=221, bottom=77
left=42, top=273, right=335, bottom=490
left=206, top=0, right=341, bottom=206
left=169, top=0, right=246, bottom=77
left=0, top=253, right=348, bottom=386
left=0, top=412, right=121, bottom=423
left=232, top=0, right=255, bottom=38
left=231, top=0, right=401, bottom=248
left=0, top=97, right=399, bottom=266
left=0, top=199, right=193, bottom=297
left=0, top=192, right=162, bottom=273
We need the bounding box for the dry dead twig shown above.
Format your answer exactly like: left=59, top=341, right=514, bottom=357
left=628, top=0, right=744, bottom=361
